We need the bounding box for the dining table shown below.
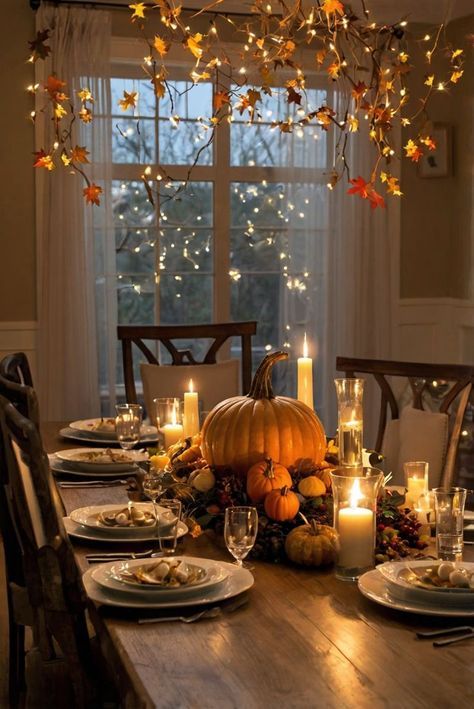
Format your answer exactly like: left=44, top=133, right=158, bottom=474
left=44, top=422, right=474, bottom=709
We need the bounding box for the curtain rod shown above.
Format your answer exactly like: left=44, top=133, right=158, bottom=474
left=30, top=0, right=254, bottom=16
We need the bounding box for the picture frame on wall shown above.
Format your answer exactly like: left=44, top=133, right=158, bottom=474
left=418, top=124, right=452, bottom=178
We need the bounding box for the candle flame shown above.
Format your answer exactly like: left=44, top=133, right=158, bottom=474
left=189, top=378, right=194, bottom=393
left=349, top=478, right=364, bottom=509
left=171, top=402, right=178, bottom=426
left=303, top=332, right=308, bottom=358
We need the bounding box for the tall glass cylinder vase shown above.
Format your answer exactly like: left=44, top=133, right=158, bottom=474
left=330, top=467, right=383, bottom=581
left=334, top=378, right=364, bottom=468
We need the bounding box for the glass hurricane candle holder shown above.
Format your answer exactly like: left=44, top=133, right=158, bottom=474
left=330, top=467, right=383, bottom=581
left=153, top=397, right=183, bottom=450
left=403, top=461, right=429, bottom=509
left=334, top=378, right=364, bottom=467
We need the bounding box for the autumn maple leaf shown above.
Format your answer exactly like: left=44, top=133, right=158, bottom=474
left=129, top=3, right=146, bottom=21
left=28, top=29, right=51, bottom=61
left=404, top=139, right=423, bottom=162
left=450, top=70, right=463, bottom=84
left=186, top=33, right=204, bottom=60
left=83, top=184, right=103, bottom=206
left=321, top=0, right=344, bottom=16
left=287, top=86, right=302, bottom=105
left=327, top=62, right=340, bottom=80
left=79, top=107, right=93, bottom=123
left=315, top=106, right=335, bottom=130
left=213, top=91, right=230, bottom=111
left=71, top=146, right=90, bottom=164
left=347, top=177, right=386, bottom=209
left=351, top=81, right=367, bottom=101
left=420, top=135, right=436, bottom=151
left=119, top=91, right=138, bottom=111
left=381, top=172, right=403, bottom=196
left=153, top=35, right=170, bottom=58
left=33, top=150, right=54, bottom=171
left=45, top=75, right=68, bottom=102
left=77, top=88, right=94, bottom=103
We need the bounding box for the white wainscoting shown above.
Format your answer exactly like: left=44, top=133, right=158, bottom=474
left=0, top=322, right=38, bottom=380
left=394, top=299, right=474, bottom=364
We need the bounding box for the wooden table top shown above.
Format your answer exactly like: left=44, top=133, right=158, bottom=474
left=45, top=423, right=474, bottom=709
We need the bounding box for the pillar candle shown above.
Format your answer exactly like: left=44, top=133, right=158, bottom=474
left=162, top=423, right=183, bottom=449
left=337, top=478, right=374, bottom=569
left=297, top=333, right=314, bottom=409
left=183, top=378, right=200, bottom=438
left=406, top=476, right=428, bottom=508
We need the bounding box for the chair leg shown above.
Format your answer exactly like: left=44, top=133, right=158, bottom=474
left=9, top=621, right=25, bottom=707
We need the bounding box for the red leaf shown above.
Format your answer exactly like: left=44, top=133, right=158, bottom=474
left=83, top=183, right=103, bottom=206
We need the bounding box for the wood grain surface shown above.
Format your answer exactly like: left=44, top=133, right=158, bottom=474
left=45, top=423, right=474, bottom=709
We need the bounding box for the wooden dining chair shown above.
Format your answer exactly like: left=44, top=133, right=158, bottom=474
left=0, top=396, right=110, bottom=708
left=117, top=321, right=257, bottom=404
left=336, top=356, right=474, bottom=487
left=0, top=373, right=40, bottom=426
left=0, top=352, right=34, bottom=387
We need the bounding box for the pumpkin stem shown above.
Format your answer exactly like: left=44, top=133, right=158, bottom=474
left=310, top=519, right=319, bottom=535
left=247, top=351, right=289, bottom=400
left=280, top=485, right=289, bottom=496
left=264, top=457, right=275, bottom=479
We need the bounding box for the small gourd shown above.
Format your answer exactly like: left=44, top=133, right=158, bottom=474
left=264, top=486, right=300, bottom=521
left=298, top=475, right=326, bottom=498
left=285, top=521, right=339, bottom=567
left=246, top=458, right=293, bottom=503
left=190, top=467, right=215, bottom=493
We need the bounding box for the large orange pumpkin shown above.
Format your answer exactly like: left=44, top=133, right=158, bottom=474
left=246, top=458, right=293, bottom=504
left=201, top=351, right=326, bottom=476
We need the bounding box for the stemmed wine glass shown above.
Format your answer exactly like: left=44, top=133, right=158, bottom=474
left=115, top=404, right=142, bottom=450
left=142, top=468, right=168, bottom=542
left=224, top=506, right=258, bottom=567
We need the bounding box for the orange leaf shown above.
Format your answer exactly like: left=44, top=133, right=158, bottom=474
left=83, top=184, right=103, bottom=206
left=351, top=81, right=367, bottom=101
left=214, top=91, right=230, bottom=111
left=321, top=0, right=344, bottom=16
left=420, top=135, right=436, bottom=151
left=327, top=62, right=340, bottom=80
left=404, top=139, right=423, bottom=162
left=33, top=150, right=54, bottom=171
left=153, top=35, right=170, bottom=58
left=347, top=177, right=386, bottom=209
left=79, top=107, right=93, bottom=123
left=119, top=90, right=138, bottom=111
left=71, top=145, right=90, bottom=164
left=186, top=33, right=203, bottom=60
left=45, top=75, right=68, bottom=102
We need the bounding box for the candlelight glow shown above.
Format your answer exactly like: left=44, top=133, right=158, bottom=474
left=189, top=378, right=194, bottom=393
left=302, top=332, right=308, bottom=359
left=349, top=479, right=364, bottom=509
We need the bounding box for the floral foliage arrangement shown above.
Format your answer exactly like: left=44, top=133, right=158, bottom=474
left=28, top=1, right=468, bottom=208
left=144, top=433, right=429, bottom=566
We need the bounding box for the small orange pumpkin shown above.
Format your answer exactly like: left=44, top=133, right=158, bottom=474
left=246, top=458, right=293, bottom=504
left=264, top=486, right=300, bottom=521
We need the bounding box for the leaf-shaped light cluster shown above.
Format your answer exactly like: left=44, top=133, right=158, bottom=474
left=28, top=1, right=468, bottom=207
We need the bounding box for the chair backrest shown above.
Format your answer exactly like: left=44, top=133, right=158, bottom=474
left=336, top=356, right=474, bottom=487
left=0, top=373, right=40, bottom=426
left=118, top=322, right=257, bottom=403
left=0, top=396, right=96, bottom=706
left=0, top=352, right=34, bottom=387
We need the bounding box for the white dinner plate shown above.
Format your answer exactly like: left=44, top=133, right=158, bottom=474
left=69, top=419, right=158, bottom=441
left=92, top=556, right=228, bottom=597
left=63, top=516, right=188, bottom=543
left=54, top=448, right=148, bottom=472
left=378, top=560, right=474, bottom=603
left=49, top=455, right=138, bottom=478
left=60, top=427, right=158, bottom=447
left=70, top=503, right=175, bottom=536
left=358, top=569, right=474, bottom=617
left=83, top=558, right=253, bottom=609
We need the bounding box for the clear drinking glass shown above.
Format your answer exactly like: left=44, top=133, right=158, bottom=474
left=115, top=404, right=142, bottom=450
left=433, top=487, right=467, bottom=562
left=334, top=378, right=364, bottom=467
left=224, top=506, right=258, bottom=567
left=158, top=499, right=182, bottom=555
left=142, top=468, right=167, bottom=541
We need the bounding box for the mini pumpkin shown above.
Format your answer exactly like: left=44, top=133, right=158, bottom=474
left=285, top=521, right=339, bottom=567
left=264, top=486, right=300, bottom=521
left=298, top=475, right=326, bottom=498
left=246, top=458, right=293, bottom=503
left=189, top=467, right=215, bottom=492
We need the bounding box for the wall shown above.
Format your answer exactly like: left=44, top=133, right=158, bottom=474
left=0, top=0, right=37, bottom=374
left=395, top=15, right=474, bottom=364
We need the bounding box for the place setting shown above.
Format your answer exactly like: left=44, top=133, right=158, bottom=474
left=59, top=403, right=159, bottom=447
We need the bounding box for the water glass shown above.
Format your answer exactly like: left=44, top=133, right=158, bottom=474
left=115, top=404, right=142, bottom=450
left=158, top=499, right=182, bottom=554
left=224, top=506, right=258, bottom=567
left=433, top=487, right=467, bottom=562
left=334, top=378, right=364, bottom=467
left=404, top=461, right=429, bottom=508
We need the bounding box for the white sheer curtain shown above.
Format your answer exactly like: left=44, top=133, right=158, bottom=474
left=35, top=6, right=111, bottom=419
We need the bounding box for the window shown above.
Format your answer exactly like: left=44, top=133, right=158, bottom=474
left=92, top=44, right=333, bottom=409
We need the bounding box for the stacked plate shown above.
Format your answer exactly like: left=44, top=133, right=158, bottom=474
left=60, top=418, right=158, bottom=446
left=83, top=555, right=254, bottom=609
left=65, top=502, right=188, bottom=543
left=358, top=560, right=474, bottom=617
left=49, top=447, right=148, bottom=478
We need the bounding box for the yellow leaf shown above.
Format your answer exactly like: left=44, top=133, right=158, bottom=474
left=348, top=115, right=359, bottom=132
left=398, top=52, right=409, bottom=63
left=327, top=62, right=340, bottom=80
left=77, top=88, right=94, bottom=103
left=54, top=103, right=67, bottom=119
left=450, top=70, right=463, bottom=83
left=401, top=117, right=411, bottom=127
left=129, top=3, right=146, bottom=20
left=61, top=152, right=72, bottom=166
left=119, top=90, right=138, bottom=111
left=424, top=74, right=434, bottom=87
left=386, top=176, right=403, bottom=196
left=380, top=171, right=388, bottom=183
left=451, top=48, right=463, bottom=60
left=186, top=33, right=203, bottom=60
left=153, top=35, right=170, bottom=58
left=79, top=107, right=93, bottom=123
